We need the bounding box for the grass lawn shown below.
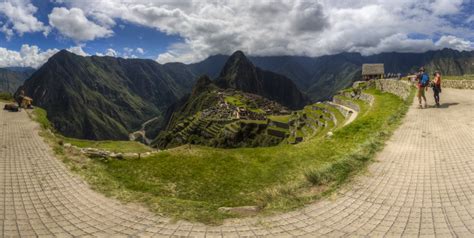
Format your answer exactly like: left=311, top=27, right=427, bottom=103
left=225, top=95, right=265, bottom=114
left=443, top=74, right=474, bottom=80
left=224, top=95, right=245, bottom=107
left=60, top=88, right=413, bottom=224
left=267, top=115, right=290, bottom=123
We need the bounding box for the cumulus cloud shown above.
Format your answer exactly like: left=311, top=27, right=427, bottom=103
left=59, top=0, right=473, bottom=63
left=0, top=0, right=50, bottom=39
left=430, top=0, right=464, bottom=16
left=0, top=43, right=95, bottom=68
left=48, top=7, right=113, bottom=41
left=105, top=48, right=118, bottom=57
left=66, top=45, right=89, bottom=56
left=2, top=0, right=473, bottom=67
left=435, top=35, right=473, bottom=51
left=0, top=44, right=58, bottom=68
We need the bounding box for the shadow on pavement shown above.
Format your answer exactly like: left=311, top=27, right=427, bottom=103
left=438, top=102, right=459, bottom=108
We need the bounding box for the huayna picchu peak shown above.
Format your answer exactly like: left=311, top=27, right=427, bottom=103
left=216, top=51, right=309, bottom=109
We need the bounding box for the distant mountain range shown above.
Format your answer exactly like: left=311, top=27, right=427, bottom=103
left=192, top=48, right=474, bottom=101
left=0, top=67, right=34, bottom=94
left=18, top=48, right=473, bottom=141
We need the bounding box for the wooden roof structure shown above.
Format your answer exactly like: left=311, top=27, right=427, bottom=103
left=362, top=64, right=384, bottom=76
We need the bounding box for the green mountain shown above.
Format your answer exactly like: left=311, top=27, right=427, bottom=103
left=18, top=50, right=195, bottom=140
left=152, top=75, right=289, bottom=149
left=153, top=52, right=309, bottom=148
left=191, top=48, right=474, bottom=101
left=215, top=51, right=309, bottom=109
left=0, top=67, right=34, bottom=94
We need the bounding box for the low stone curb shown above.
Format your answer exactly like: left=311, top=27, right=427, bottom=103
left=63, top=143, right=160, bottom=159
left=442, top=80, right=474, bottom=89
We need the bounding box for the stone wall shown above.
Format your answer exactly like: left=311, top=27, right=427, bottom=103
left=332, top=97, right=360, bottom=112
left=442, top=80, right=474, bottom=89
left=359, top=93, right=375, bottom=105
left=373, top=79, right=413, bottom=100
left=328, top=102, right=351, bottom=118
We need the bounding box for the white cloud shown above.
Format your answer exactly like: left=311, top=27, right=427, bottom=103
left=1, top=0, right=472, bottom=67
left=0, top=44, right=59, bottom=68
left=435, top=35, right=473, bottom=51
left=60, top=0, right=473, bottom=63
left=105, top=48, right=118, bottom=57
left=66, top=45, right=89, bottom=56
left=48, top=7, right=113, bottom=41
left=0, top=0, right=50, bottom=39
left=430, top=0, right=464, bottom=16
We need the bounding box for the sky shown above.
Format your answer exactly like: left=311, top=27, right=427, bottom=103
left=0, top=0, right=472, bottom=68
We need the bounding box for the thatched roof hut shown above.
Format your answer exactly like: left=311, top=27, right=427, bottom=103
left=362, top=64, right=384, bottom=80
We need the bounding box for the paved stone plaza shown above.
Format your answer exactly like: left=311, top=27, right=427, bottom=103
left=1, top=88, right=473, bottom=237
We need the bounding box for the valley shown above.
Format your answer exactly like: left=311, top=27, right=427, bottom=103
left=7, top=48, right=473, bottom=224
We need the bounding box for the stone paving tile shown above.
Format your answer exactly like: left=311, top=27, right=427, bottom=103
left=1, top=88, right=473, bottom=237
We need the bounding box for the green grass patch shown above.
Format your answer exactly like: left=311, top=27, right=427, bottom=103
left=31, top=107, right=53, bottom=130
left=57, top=88, right=414, bottom=224
left=0, top=92, right=14, bottom=102
left=225, top=95, right=265, bottom=114
left=267, top=115, right=290, bottom=123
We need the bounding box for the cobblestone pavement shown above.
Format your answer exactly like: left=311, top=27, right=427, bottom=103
left=1, top=88, right=473, bottom=237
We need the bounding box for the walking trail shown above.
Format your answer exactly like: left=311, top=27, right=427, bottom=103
left=1, top=88, right=473, bottom=237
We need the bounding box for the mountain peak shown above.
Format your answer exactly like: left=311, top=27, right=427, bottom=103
left=217, top=50, right=257, bottom=88
left=229, top=50, right=246, bottom=58
left=225, top=50, right=251, bottom=66
left=49, top=49, right=78, bottom=62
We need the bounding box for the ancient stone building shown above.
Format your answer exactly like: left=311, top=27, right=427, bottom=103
left=362, top=64, right=384, bottom=80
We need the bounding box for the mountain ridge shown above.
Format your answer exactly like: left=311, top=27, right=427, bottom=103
left=18, top=50, right=196, bottom=140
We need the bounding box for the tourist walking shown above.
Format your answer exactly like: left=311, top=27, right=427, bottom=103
left=416, top=67, right=429, bottom=108
left=432, top=71, right=442, bottom=107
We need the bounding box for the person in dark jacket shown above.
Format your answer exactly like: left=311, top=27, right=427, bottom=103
left=432, top=71, right=442, bottom=107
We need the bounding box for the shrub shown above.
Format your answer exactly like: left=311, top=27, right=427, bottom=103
left=0, top=92, right=14, bottom=101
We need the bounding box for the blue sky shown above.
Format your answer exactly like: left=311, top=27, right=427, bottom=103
left=0, top=0, right=472, bottom=68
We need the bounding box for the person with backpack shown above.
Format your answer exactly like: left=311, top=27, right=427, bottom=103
left=416, top=67, right=429, bottom=108
left=432, top=71, right=442, bottom=107
left=16, top=89, right=25, bottom=110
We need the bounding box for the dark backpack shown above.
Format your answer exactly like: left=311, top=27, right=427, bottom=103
left=420, top=73, right=430, bottom=87
left=3, top=103, right=19, bottom=112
